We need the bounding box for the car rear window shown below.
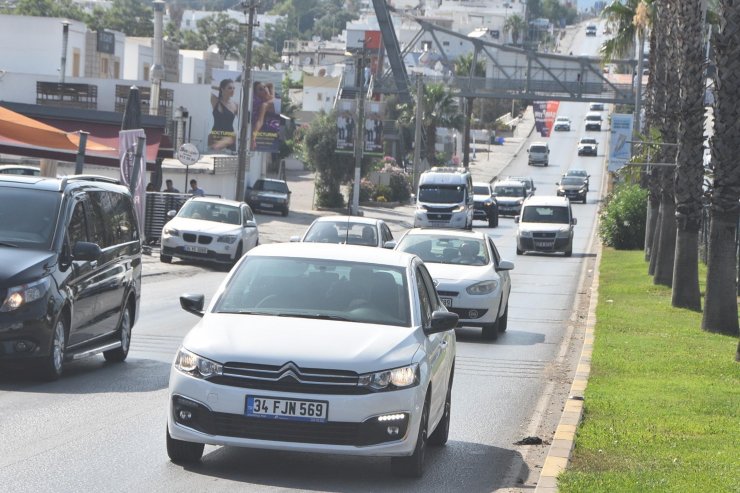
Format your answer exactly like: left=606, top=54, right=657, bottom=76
left=586, top=114, right=602, bottom=121
left=521, top=206, right=570, bottom=224
left=530, top=145, right=547, bottom=153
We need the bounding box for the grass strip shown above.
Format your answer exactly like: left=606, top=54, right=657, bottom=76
left=558, top=248, right=740, bottom=493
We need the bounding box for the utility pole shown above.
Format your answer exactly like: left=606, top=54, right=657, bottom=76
left=350, top=50, right=366, bottom=216
left=412, top=74, right=423, bottom=191
left=236, top=0, right=258, bottom=201
left=149, top=0, right=165, bottom=116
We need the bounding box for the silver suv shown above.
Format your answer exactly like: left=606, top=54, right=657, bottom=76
left=515, top=195, right=577, bottom=257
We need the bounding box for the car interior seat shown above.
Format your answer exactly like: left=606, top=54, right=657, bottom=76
left=227, top=210, right=240, bottom=224
left=360, top=225, right=377, bottom=246
left=369, top=271, right=400, bottom=320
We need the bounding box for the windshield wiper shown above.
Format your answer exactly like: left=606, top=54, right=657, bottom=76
left=216, top=310, right=272, bottom=315
left=276, top=313, right=350, bottom=321
left=0, top=241, right=18, bottom=248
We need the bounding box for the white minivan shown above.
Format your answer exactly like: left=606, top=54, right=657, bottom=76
left=515, top=195, right=577, bottom=257
left=414, top=167, right=474, bottom=229
left=527, top=142, right=550, bottom=166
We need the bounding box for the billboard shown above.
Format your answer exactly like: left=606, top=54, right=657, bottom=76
left=608, top=113, right=634, bottom=172
left=533, top=101, right=560, bottom=137
left=208, top=69, right=242, bottom=154
left=364, top=101, right=385, bottom=156
left=251, top=70, right=283, bottom=153
left=336, top=100, right=356, bottom=154
left=119, top=129, right=146, bottom=236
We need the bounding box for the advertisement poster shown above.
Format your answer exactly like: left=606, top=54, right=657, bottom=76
left=608, top=113, right=634, bottom=172
left=208, top=68, right=242, bottom=154
left=364, top=101, right=385, bottom=156
left=119, top=129, right=146, bottom=235
left=533, top=101, right=560, bottom=137
left=251, top=70, right=283, bottom=153
left=336, top=100, right=356, bottom=154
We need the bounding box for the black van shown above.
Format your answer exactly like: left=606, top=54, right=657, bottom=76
left=0, top=175, right=142, bottom=380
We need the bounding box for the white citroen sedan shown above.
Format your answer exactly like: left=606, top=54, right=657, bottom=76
left=393, top=229, right=514, bottom=340
left=160, top=197, right=259, bottom=267
left=166, top=243, right=458, bottom=477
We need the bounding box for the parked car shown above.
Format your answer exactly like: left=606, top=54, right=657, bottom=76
left=515, top=195, right=577, bottom=256
left=160, top=197, right=259, bottom=267
left=0, top=164, right=42, bottom=176
left=290, top=215, right=393, bottom=247
left=492, top=179, right=529, bottom=216
left=505, top=176, right=537, bottom=197
left=166, top=243, right=458, bottom=478
left=585, top=112, right=603, bottom=131
left=562, top=169, right=591, bottom=191
left=588, top=102, right=605, bottom=112
left=556, top=176, right=588, bottom=203
left=246, top=178, right=291, bottom=216
left=553, top=116, right=572, bottom=131
left=472, top=182, right=499, bottom=227
left=0, top=174, right=142, bottom=380
left=394, top=229, right=514, bottom=340
left=577, top=137, right=599, bottom=156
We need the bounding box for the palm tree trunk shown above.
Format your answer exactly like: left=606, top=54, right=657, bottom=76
left=645, top=173, right=660, bottom=262
left=671, top=0, right=705, bottom=311
left=702, top=0, right=740, bottom=337
left=653, top=184, right=677, bottom=286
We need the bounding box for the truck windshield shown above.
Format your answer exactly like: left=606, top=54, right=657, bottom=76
left=418, top=185, right=465, bottom=203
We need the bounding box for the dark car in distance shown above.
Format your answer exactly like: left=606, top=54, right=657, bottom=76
left=472, top=182, right=499, bottom=227
left=0, top=174, right=142, bottom=380
left=556, top=176, right=588, bottom=203
left=246, top=178, right=291, bottom=216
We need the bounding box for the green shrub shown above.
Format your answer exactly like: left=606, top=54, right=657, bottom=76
left=316, top=189, right=345, bottom=208
left=375, top=184, right=392, bottom=201
left=598, top=184, right=648, bottom=249
left=388, top=172, right=412, bottom=203
left=359, top=179, right=376, bottom=202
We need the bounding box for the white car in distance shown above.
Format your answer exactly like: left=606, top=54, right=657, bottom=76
left=290, top=215, right=393, bottom=247
left=166, top=243, right=458, bottom=478
left=160, top=197, right=259, bottom=267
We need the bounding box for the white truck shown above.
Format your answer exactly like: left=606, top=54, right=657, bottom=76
left=414, top=167, right=474, bottom=229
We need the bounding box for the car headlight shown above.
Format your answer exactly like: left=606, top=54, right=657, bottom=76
left=556, top=229, right=571, bottom=238
left=466, top=280, right=498, bottom=295
left=174, top=347, right=223, bottom=379
left=451, top=204, right=466, bottom=213
left=358, top=363, right=419, bottom=391
left=519, top=230, right=533, bottom=238
left=516, top=198, right=524, bottom=205
left=0, top=277, right=51, bottom=312
left=217, top=234, right=238, bottom=244
left=163, top=226, right=180, bottom=237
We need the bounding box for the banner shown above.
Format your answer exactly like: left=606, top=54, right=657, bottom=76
left=119, top=129, right=146, bottom=236
left=336, top=100, right=356, bottom=154
left=251, top=70, right=283, bottom=153
left=608, top=113, right=634, bottom=172
left=208, top=68, right=242, bottom=154
left=533, top=101, right=560, bottom=137
left=364, top=101, right=385, bottom=156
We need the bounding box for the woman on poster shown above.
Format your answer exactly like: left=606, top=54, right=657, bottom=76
left=251, top=81, right=281, bottom=150
left=209, top=78, right=238, bottom=152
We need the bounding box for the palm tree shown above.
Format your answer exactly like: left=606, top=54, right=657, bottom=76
left=504, top=14, right=526, bottom=46
left=703, top=0, right=740, bottom=342
left=600, top=0, right=646, bottom=62
left=671, top=0, right=707, bottom=310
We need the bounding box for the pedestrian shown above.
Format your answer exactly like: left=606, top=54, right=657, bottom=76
left=146, top=182, right=157, bottom=192
left=164, top=179, right=180, bottom=193
left=189, top=179, right=205, bottom=197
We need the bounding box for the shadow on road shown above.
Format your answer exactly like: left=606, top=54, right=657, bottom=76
left=455, top=327, right=546, bottom=346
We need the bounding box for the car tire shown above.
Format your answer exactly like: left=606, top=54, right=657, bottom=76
left=39, top=315, right=67, bottom=381
left=564, top=243, right=573, bottom=257
left=231, top=243, right=243, bottom=267
left=160, top=254, right=172, bottom=263
left=583, top=196, right=587, bottom=204
left=428, top=371, right=453, bottom=446
left=482, top=321, right=499, bottom=340
left=166, top=427, right=204, bottom=464
left=516, top=246, right=523, bottom=255
left=281, top=207, right=289, bottom=217
left=391, top=399, right=429, bottom=478
left=103, top=303, right=132, bottom=363
left=498, top=303, right=509, bottom=333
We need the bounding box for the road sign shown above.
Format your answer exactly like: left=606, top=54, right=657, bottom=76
left=177, top=143, right=200, bottom=166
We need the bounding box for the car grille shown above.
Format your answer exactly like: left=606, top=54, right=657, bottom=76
left=209, top=361, right=367, bottom=395
left=211, top=413, right=361, bottom=445
left=182, top=233, right=213, bottom=244
left=437, top=290, right=458, bottom=297
left=423, top=206, right=454, bottom=221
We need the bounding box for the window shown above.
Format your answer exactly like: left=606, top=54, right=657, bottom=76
left=72, top=50, right=80, bottom=77
left=113, top=60, right=120, bottom=79
left=101, top=58, right=109, bottom=77
left=68, top=201, right=87, bottom=245
left=86, top=192, right=111, bottom=248
left=143, top=64, right=150, bottom=81
left=415, top=267, right=433, bottom=327
left=317, top=93, right=323, bottom=101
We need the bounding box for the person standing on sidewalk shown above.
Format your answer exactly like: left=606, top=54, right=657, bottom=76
left=189, top=179, right=205, bottom=197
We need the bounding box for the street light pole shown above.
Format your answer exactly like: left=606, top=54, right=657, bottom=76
left=236, top=0, right=258, bottom=202
left=412, top=74, right=424, bottom=192
left=351, top=50, right=366, bottom=216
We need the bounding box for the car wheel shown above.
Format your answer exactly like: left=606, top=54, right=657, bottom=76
left=160, top=254, right=172, bottom=263
left=516, top=246, right=523, bottom=255
left=564, top=244, right=573, bottom=257
left=231, top=243, right=243, bottom=267
left=39, top=315, right=67, bottom=381
left=391, top=399, right=429, bottom=478
left=498, top=303, right=509, bottom=333
left=428, top=372, right=453, bottom=446
left=104, top=304, right=132, bottom=362
left=481, top=321, right=499, bottom=340
left=544, top=162, right=549, bottom=167
left=166, top=426, right=204, bottom=464
left=281, top=207, right=289, bottom=217
left=583, top=196, right=587, bottom=204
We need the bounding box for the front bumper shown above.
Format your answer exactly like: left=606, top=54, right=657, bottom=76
left=167, top=368, right=425, bottom=457
left=578, top=147, right=597, bottom=156
left=436, top=289, right=498, bottom=325
left=496, top=202, right=523, bottom=216
left=0, top=297, right=54, bottom=361
left=517, top=235, right=572, bottom=253
left=557, top=190, right=587, bottom=201
left=161, top=236, right=237, bottom=264
left=414, top=210, right=469, bottom=229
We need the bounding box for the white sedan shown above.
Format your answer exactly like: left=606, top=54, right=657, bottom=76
left=160, top=197, right=259, bottom=267
left=290, top=215, right=394, bottom=247
left=393, top=229, right=514, bottom=340
left=166, top=243, right=458, bottom=478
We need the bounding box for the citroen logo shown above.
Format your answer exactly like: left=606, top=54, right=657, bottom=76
left=277, top=362, right=302, bottom=381
left=433, top=279, right=439, bottom=287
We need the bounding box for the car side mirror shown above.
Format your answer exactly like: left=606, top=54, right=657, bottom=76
left=424, top=310, right=458, bottom=335
left=497, top=259, right=515, bottom=271
left=245, top=220, right=257, bottom=228
left=514, top=216, right=520, bottom=223
left=526, top=149, right=530, bottom=153
left=180, top=294, right=205, bottom=317
left=572, top=217, right=578, bottom=225
left=555, top=182, right=560, bottom=185
left=383, top=240, right=397, bottom=249
left=72, top=241, right=102, bottom=262
left=289, top=235, right=301, bottom=242
left=167, top=210, right=177, bottom=218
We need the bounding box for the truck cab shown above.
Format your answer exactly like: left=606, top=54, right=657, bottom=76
left=414, top=167, right=474, bottom=229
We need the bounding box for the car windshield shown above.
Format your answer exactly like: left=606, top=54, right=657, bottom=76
left=586, top=114, right=601, bottom=121
left=255, top=180, right=289, bottom=193
left=556, top=117, right=569, bottom=122
left=494, top=185, right=524, bottom=197
left=178, top=201, right=241, bottom=224
left=304, top=221, right=378, bottom=246
left=561, top=177, right=585, bottom=186
left=530, top=145, right=547, bottom=153
left=521, top=205, right=570, bottom=224
left=473, top=186, right=490, bottom=195
left=418, top=185, right=465, bottom=203
left=0, top=187, right=60, bottom=249
left=0, top=167, right=40, bottom=175
left=566, top=170, right=588, bottom=177
left=580, top=139, right=597, bottom=145
left=398, top=234, right=489, bottom=267
left=214, top=256, right=411, bottom=327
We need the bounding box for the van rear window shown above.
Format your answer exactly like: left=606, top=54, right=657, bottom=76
left=521, top=206, right=570, bottom=224
left=530, top=146, right=547, bottom=153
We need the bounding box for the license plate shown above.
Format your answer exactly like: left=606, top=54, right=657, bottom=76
left=429, top=221, right=447, bottom=226
left=260, top=202, right=274, bottom=208
left=246, top=395, right=328, bottom=423
left=440, top=297, right=453, bottom=307
left=184, top=245, right=208, bottom=254
left=535, top=241, right=553, bottom=248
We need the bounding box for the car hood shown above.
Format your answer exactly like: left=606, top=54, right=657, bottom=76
left=167, top=217, right=240, bottom=234
left=495, top=196, right=524, bottom=204
left=425, top=263, right=493, bottom=284
left=473, top=194, right=493, bottom=202
left=559, top=183, right=585, bottom=190
left=578, top=143, right=597, bottom=147
left=251, top=191, right=288, bottom=200
left=182, top=314, right=422, bottom=372
left=0, top=246, right=56, bottom=287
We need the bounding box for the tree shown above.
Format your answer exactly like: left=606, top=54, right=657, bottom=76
left=252, top=43, right=281, bottom=69
left=10, top=0, right=86, bottom=19
left=454, top=53, right=485, bottom=78
left=504, top=14, right=526, bottom=46
left=671, top=0, right=707, bottom=310
left=194, top=13, right=243, bottom=60
left=100, top=0, right=153, bottom=37
left=702, top=0, right=740, bottom=340
left=600, top=0, right=646, bottom=62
